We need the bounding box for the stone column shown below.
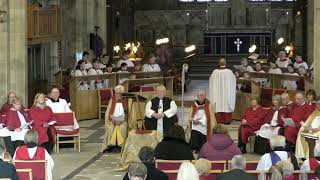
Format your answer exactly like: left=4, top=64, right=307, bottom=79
left=310, top=0, right=320, bottom=94
left=0, top=0, right=27, bottom=104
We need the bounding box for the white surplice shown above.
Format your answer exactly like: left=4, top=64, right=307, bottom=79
left=268, top=68, right=282, bottom=74
left=74, top=69, right=88, bottom=90
left=209, top=68, right=236, bottom=113
left=192, top=104, right=208, bottom=135
left=10, top=111, right=28, bottom=141
left=257, top=151, right=291, bottom=172
left=282, top=73, right=299, bottom=90
left=294, top=62, right=308, bottom=69
left=276, top=59, right=291, bottom=68
left=142, top=63, right=161, bottom=72
left=117, top=59, right=134, bottom=67
left=255, top=110, right=281, bottom=139
left=112, top=103, right=125, bottom=121
left=145, top=99, right=178, bottom=134
left=87, top=68, right=104, bottom=89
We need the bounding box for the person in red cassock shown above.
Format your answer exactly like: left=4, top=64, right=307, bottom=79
left=0, top=92, right=17, bottom=114
left=29, top=93, right=56, bottom=154
left=237, top=97, right=266, bottom=154
left=305, top=89, right=317, bottom=115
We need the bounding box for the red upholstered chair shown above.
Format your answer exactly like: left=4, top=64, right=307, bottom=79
left=246, top=161, right=259, bottom=170
left=16, top=169, right=33, bottom=180
left=140, top=86, right=155, bottom=92
left=211, top=160, right=228, bottom=171
left=162, top=170, right=178, bottom=180
left=208, top=170, right=223, bottom=179
left=98, top=88, right=113, bottom=120
left=14, top=160, right=46, bottom=180
left=53, top=112, right=80, bottom=153
left=274, top=89, right=286, bottom=95
left=155, top=160, right=188, bottom=171
left=260, top=88, right=273, bottom=107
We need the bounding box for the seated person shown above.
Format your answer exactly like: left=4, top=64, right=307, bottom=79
left=238, top=97, right=266, bottom=154
left=14, top=129, right=54, bottom=180
left=269, top=160, right=295, bottom=180
left=293, top=55, right=308, bottom=69
left=282, top=64, right=299, bottom=90
left=74, top=60, right=89, bottom=90
left=101, top=85, right=132, bottom=153
left=256, top=135, right=299, bottom=172
left=142, top=53, right=161, bottom=72
left=301, top=144, right=320, bottom=172
left=268, top=61, right=282, bottom=74
left=281, top=93, right=294, bottom=110
left=82, top=51, right=93, bottom=70
left=198, top=124, right=241, bottom=161
left=1, top=91, right=17, bottom=114
left=117, top=50, right=134, bottom=67
left=276, top=51, right=291, bottom=68
left=298, top=65, right=308, bottom=77
left=306, top=89, right=317, bottom=114
left=234, top=70, right=241, bottom=78
left=194, top=158, right=211, bottom=180
left=154, top=125, right=194, bottom=160
left=99, top=54, right=110, bottom=69
left=127, top=163, right=148, bottom=180
left=88, top=58, right=104, bottom=89
left=123, top=146, right=169, bottom=180
left=104, top=64, right=113, bottom=74
left=145, top=85, right=178, bottom=136
left=188, top=90, right=216, bottom=153
left=239, top=58, right=253, bottom=72
left=176, top=162, right=199, bottom=180
left=254, top=62, right=265, bottom=73
left=118, top=63, right=130, bottom=84
left=217, top=155, right=255, bottom=180
left=253, top=62, right=268, bottom=87
left=0, top=145, right=18, bottom=180
left=134, top=61, right=142, bottom=72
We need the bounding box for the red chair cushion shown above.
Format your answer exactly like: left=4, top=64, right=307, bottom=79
left=246, top=162, right=258, bottom=170
left=15, top=161, right=46, bottom=180
left=165, top=172, right=177, bottom=180
left=53, top=112, right=74, bottom=126
left=156, top=161, right=183, bottom=171
left=99, top=89, right=113, bottom=105
left=211, top=161, right=226, bottom=170
left=141, top=86, right=155, bottom=92
left=57, top=128, right=79, bottom=135
left=261, top=88, right=273, bottom=107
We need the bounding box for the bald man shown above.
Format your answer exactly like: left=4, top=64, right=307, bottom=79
left=145, top=85, right=178, bottom=136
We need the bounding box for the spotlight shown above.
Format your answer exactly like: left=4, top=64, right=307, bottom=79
left=187, top=13, right=190, bottom=16
left=132, top=46, right=138, bottom=53
left=277, top=38, right=284, bottom=45
left=155, top=38, right=169, bottom=45
left=285, top=45, right=291, bottom=53
left=249, top=45, right=257, bottom=53
left=113, top=46, right=120, bottom=53
left=185, top=45, right=196, bottom=53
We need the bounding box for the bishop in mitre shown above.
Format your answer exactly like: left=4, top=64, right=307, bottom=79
left=101, top=85, right=132, bottom=153
left=209, top=58, right=236, bottom=124
left=296, top=97, right=320, bottom=159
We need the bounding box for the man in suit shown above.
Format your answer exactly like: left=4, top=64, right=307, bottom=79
left=217, top=155, right=255, bottom=180
left=0, top=145, right=18, bottom=180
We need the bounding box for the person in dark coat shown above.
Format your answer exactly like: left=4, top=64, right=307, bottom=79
left=0, top=145, right=18, bottom=180
left=217, top=155, right=255, bottom=180
left=154, top=125, right=194, bottom=160
left=123, top=146, right=168, bottom=180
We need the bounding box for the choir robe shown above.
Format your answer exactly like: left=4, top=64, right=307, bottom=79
left=238, top=106, right=266, bottom=145
left=87, top=68, right=104, bottom=89
left=295, top=109, right=320, bottom=159
left=187, top=99, right=216, bottom=152
left=294, top=61, right=308, bottom=69
left=284, top=103, right=311, bottom=144
left=14, top=145, right=54, bottom=180
left=101, top=97, right=132, bottom=152
left=0, top=103, right=12, bottom=114
left=209, top=67, right=236, bottom=124
left=74, top=69, right=88, bottom=90
left=29, top=106, right=56, bottom=145
left=117, top=59, right=134, bottom=67
left=253, top=70, right=269, bottom=87
left=142, top=63, right=161, bottom=72
left=6, top=109, right=30, bottom=141
left=145, top=97, right=178, bottom=136
left=268, top=68, right=282, bottom=74
left=276, top=58, right=291, bottom=68
left=282, top=73, right=299, bottom=90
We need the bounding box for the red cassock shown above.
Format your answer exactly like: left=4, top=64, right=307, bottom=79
left=5, top=109, right=30, bottom=131
left=306, top=102, right=316, bottom=116
left=284, top=103, right=311, bottom=144
left=0, top=103, right=12, bottom=114
left=29, top=106, right=56, bottom=145
left=239, top=106, right=266, bottom=144
left=15, top=145, right=45, bottom=160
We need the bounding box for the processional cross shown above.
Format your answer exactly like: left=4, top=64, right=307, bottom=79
left=234, top=38, right=242, bottom=52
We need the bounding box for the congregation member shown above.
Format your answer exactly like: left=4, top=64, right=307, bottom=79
left=268, top=61, right=282, bottom=74
left=295, top=97, right=320, bottom=159
left=142, top=53, right=161, bottom=72
left=188, top=90, right=216, bottom=153
left=29, top=93, right=56, bottom=154
left=269, top=160, right=295, bottom=180
left=0, top=91, right=17, bottom=114
left=0, top=145, right=18, bottom=180
left=145, top=85, right=178, bottom=136
left=176, top=162, right=199, bottom=180
left=217, top=155, right=255, bottom=180
left=282, top=64, right=299, bottom=90
left=127, top=162, right=148, bottom=180
left=198, top=124, right=241, bottom=161
left=301, top=144, right=320, bottom=171
left=209, top=58, right=236, bottom=124
left=154, top=125, right=194, bottom=160
left=101, top=85, right=131, bottom=153
left=88, top=58, right=104, bottom=89
left=256, top=135, right=300, bottom=172
left=74, top=60, right=89, bottom=90
left=194, top=158, right=211, bottom=180
left=293, top=55, right=308, bottom=69
left=14, top=129, right=54, bottom=180
left=123, top=146, right=169, bottom=180
left=237, top=97, right=266, bottom=154
left=276, top=51, right=291, bottom=68
left=82, top=51, right=93, bottom=70
left=117, top=50, right=134, bottom=67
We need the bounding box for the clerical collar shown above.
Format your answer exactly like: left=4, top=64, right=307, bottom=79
left=50, top=98, right=60, bottom=103
left=26, top=143, right=37, bottom=148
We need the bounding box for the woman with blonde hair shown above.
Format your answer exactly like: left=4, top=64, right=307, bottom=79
left=29, top=93, right=56, bottom=154
left=194, top=158, right=211, bottom=180
left=177, top=162, right=199, bottom=180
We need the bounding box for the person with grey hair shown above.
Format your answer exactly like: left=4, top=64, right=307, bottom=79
left=301, top=144, right=320, bottom=171
left=128, top=162, right=147, bottom=180
left=217, top=155, right=255, bottom=180
left=256, top=135, right=299, bottom=172
left=0, top=145, right=18, bottom=180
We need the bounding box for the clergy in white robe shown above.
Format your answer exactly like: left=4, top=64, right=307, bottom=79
left=142, top=54, right=161, bottom=72
left=88, top=59, right=104, bottom=89
left=276, top=51, right=291, bottom=68
left=209, top=58, right=236, bottom=124
left=145, top=85, right=178, bottom=136
left=74, top=60, right=89, bottom=90
left=293, top=55, right=308, bottom=69
left=101, top=85, right=132, bottom=152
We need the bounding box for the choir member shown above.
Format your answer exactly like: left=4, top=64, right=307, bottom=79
left=188, top=90, right=216, bottom=153
left=240, top=58, right=254, bottom=72
left=268, top=61, right=282, bottom=74
left=237, top=97, right=266, bottom=154
left=133, top=61, right=142, bottom=72
left=74, top=60, right=89, bottom=90
left=282, top=64, right=299, bottom=90
left=276, top=51, right=291, bottom=68
left=29, top=93, right=56, bottom=154
left=145, top=85, right=178, bottom=136
left=296, top=97, right=320, bottom=159
left=13, top=129, right=54, bottom=180
left=209, top=58, right=236, bottom=124
left=293, top=55, right=308, bottom=69
left=0, top=92, right=17, bottom=114
left=253, top=62, right=268, bottom=87
left=118, top=63, right=130, bottom=84
left=298, top=66, right=307, bottom=76
left=82, top=51, right=93, bottom=70
left=98, top=54, right=110, bottom=69
left=104, top=64, right=113, bottom=74
left=88, top=58, right=104, bottom=89
left=254, top=62, right=265, bottom=73
left=101, top=85, right=131, bottom=153
left=117, top=50, right=134, bottom=67
left=142, top=53, right=161, bottom=72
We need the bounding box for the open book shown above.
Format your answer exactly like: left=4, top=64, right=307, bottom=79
left=20, top=121, right=33, bottom=129
left=282, top=117, right=295, bottom=127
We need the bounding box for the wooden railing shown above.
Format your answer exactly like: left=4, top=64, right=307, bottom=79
left=27, top=5, right=62, bottom=43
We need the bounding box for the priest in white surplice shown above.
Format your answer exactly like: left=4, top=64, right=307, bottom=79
left=209, top=58, right=236, bottom=124
left=145, top=85, right=178, bottom=136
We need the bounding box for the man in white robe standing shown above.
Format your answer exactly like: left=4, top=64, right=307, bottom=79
left=209, top=58, right=236, bottom=124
